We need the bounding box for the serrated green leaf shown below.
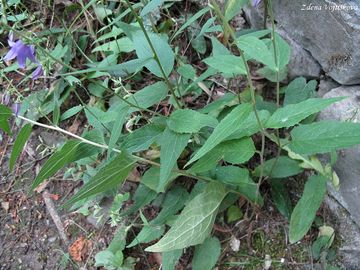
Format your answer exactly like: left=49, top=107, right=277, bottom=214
left=133, top=30, right=174, bottom=78
left=203, top=55, right=247, bottom=75
left=289, top=175, right=327, bottom=243
left=284, top=77, right=317, bottom=106
left=63, top=151, right=136, bottom=208
left=10, top=124, right=32, bottom=171
left=167, top=109, right=218, bottom=134
left=32, top=141, right=100, bottom=189
left=145, top=182, right=227, bottom=252
left=127, top=225, right=165, bottom=248
left=159, top=128, right=190, bottom=192
left=187, top=103, right=252, bottom=165
left=265, top=98, right=344, bottom=129
left=254, top=156, right=303, bottom=178
left=237, top=36, right=276, bottom=71
left=192, top=237, right=221, bottom=270
left=290, top=121, right=360, bottom=154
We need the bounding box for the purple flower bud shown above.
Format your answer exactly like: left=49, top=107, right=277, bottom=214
left=1, top=93, right=10, bottom=105
left=252, top=0, right=262, bottom=7
left=32, top=65, right=43, bottom=80
left=12, top=102, right=21, bottom=117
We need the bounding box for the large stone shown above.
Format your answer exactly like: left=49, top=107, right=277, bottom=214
left=243, top=5, right=322, bottom=80
left=271, top=0, right=360, bottom=85
left=318, top=86, right=360, bottom=226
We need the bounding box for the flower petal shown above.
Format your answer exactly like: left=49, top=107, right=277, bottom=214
left=3, top=47, right=18, bottom=61
left=32, top=65, right=43, bottom=80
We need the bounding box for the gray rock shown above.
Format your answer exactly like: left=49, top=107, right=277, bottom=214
left=325, top=195, right=360, bottom=270
left=317, top=78, right=340, bottom=97
left=243, top=4, right=322, bottom=80
left=244, top=0, right=360, bottom=85
left=271, top=0, right=360, bottom=85
left=318, top=86, right=360, bottom=226
left=277, top=28, right=322, bottom=80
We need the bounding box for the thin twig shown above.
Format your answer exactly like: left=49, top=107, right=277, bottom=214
left=42, top=190, right=69, bottom=245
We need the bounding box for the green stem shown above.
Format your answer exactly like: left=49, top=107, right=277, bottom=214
left=124, top=0, right=182, bottom=108
left=210, top=0, right=267, bottom=190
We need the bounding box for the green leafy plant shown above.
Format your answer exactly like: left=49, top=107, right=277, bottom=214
left=1, top=0, right=359, bottom=269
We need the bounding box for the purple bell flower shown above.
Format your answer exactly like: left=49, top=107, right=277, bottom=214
left=3, top=33, right=43, bottom=80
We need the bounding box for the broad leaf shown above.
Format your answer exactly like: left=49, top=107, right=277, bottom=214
left=284, top=77, right=317, bottom=106
left=254, top=156, right=303, bottom=178
left=190, top=137, right=255, bottom=173
left=271, top=180, right=292, bottom=220
left=145, top=182, right=227, bottom=252
left=126, top=81, right=169, bottom=112
left=159, top=128, right=190, bottom=192
left=289, top=175, right=327, bottom=243
left=215, top=166, right=262, bottom=204
left=141, top=166, right=180, bottom=192
left=127, top=225, right=165, bottom=248
left=289, top=121, right=360, bottom=154
left=192, top=237, right=221, bottom=270
left=92, top=37, right=134, bottom=53
left=186, top=103, right=252, bottom=165
left=122, top=123, right=164, bottom=152
left=225, top=110, right=270, bottom=140
left=9, top=124, right=32, bottom=170
left=63, top=151, right=136, bottom=208
left=133, top=30, right=174, bottom=78
left=32, top=141, right=100, bottom=189
left=203, top=55, right=246, bottom=75
left=265, top=98, right=343, bottom=129
left=150, top=186, right=189, bottom=225
left=167, top=109, right=218, bottom=133
left=237, top=36, right=276, bottom=71
left=162, top=249, right=183, bottom=270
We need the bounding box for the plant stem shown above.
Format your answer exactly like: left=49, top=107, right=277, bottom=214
left=210, top=0, right=267, bottom=192
left=124, top=0, right=182, bottom=108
